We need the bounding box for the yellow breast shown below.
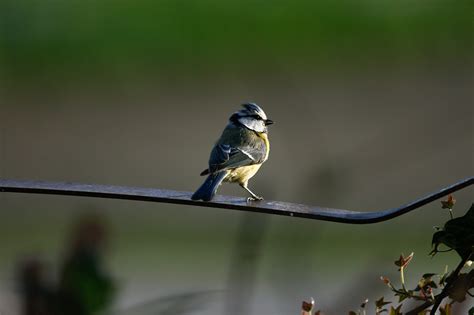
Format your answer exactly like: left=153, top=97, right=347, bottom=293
left=226, top=164, right=262, bottom=184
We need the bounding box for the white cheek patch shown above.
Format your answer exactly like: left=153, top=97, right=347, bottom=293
left=238, top=117, right=266, bottom=132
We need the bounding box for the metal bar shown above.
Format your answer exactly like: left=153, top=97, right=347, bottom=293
left=0, top=177, right=472, bottom=224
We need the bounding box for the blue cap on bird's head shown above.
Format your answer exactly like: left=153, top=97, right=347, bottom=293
left=241, top=102, right=268, bottom=120
left=229, top=102, right=274, bottom=132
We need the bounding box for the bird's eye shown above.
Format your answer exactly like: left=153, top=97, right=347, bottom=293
left=251, top=115, right=262, bottom=120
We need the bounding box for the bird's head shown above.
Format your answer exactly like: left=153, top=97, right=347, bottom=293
left=229, top=102, right=274, bottom=133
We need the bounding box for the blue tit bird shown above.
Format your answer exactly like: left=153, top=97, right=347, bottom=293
left=191, top=103, right=274, bottom=202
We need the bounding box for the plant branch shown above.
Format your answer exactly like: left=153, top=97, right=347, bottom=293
left=406, top=253, right=473, bottom=315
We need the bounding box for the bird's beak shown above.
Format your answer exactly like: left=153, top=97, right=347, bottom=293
left=265, top=119, right=274, bottom=126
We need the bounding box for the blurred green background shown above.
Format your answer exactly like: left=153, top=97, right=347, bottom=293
left=0, top=0, right=473, bottom=314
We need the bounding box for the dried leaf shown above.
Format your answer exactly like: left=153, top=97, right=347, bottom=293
left=302, top=298, right=314, bottom=312
left=380, top=276, right=391, bottom=285
left=441, top=195, right=456, bottom=209
left=395, top=252, right=414, bottom=270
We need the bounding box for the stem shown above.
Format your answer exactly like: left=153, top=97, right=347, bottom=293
left=400, top=267, right=405, bottom=289
left=448, top=209, right=454, bottom=220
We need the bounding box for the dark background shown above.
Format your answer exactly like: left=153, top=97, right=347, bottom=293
left=1, top=0, right=473, bottom=314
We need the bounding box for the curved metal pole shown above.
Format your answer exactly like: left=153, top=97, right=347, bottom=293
left=0, top=177, right=472, bottom=224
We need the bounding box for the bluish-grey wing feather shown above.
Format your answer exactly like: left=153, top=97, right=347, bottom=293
left=208, top=143, right=266, bottom=173
left=209, top=144, right=231, bottom=166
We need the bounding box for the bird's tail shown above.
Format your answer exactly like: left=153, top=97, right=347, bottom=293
left=191, top=171, right=227, bottom=201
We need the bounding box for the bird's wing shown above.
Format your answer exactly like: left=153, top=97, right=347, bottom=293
left=208, top=143, right=266, bottom=173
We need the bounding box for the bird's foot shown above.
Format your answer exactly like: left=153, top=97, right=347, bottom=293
left=247, top=195, right=264, bottom=202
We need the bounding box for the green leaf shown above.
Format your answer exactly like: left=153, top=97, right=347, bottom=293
left=433, top=203, right=474, bottom=260
left=396, top=295, right=406, bottom=303
left=375, top=296, right=391, bottom=308
left=417, top=273, right=438, bottom=290
left=389, top=305, right=402, bottom=315
left=421, top=273, right=436, bottom=278
left=395, top=290, right=410, bottom=303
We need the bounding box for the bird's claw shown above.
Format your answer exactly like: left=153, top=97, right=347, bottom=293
left=247, top=196, right=264, bottom=202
